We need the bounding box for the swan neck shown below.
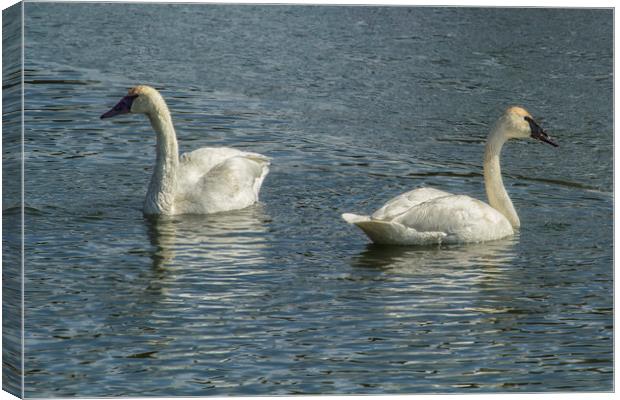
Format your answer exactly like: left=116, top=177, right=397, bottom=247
left=483, top=126, right=520, bottom=228
left=148, top=108, right=179, bottom=164
left=145, top=102, right=179, bottom=214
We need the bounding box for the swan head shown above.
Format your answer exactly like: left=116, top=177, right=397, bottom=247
left=498, top=106, right=558, bottom=147
left=101, top=85, right=166, bottom=119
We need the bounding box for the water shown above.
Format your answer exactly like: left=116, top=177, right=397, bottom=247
left=8, top=3, right=613, bottom=396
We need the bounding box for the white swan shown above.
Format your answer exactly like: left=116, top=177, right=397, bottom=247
left=101, top=85, right=270, bottom=215
left=342, top=106, right=558, bottom=245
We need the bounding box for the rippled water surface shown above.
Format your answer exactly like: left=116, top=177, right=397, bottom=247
left=11, top=3, right=614, bottom=396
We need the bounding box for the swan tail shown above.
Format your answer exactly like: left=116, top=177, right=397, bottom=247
left=342, top=213, right=371, bottom=224
left=240, top=153, right=270, bottom=200
left=245, top=153, right=272, bottom=165
left=343, top=214, right=446, bottom=245
left=252, top=163, right=270, bottom=199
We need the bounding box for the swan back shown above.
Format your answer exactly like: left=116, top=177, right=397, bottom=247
left=371, top=187, right=452, bottom=221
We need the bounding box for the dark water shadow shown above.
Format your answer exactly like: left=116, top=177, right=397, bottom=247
left=350, top=235, right=519, bottom=274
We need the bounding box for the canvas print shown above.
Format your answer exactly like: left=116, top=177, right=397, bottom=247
left=2, top=1, right=613, bottom=397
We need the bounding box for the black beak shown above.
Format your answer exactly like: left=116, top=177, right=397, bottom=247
left=525, top=116, right=558, bottom=147
left=101, top=95, right=138, bottom=119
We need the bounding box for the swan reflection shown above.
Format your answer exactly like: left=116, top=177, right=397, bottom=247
left=349, top=237, right=520, bottom=320
left=145, top=205, right=271, bottom=272
left=96, top=206, right=272, bottom=361
left=351, top=236, right=518, bottom=274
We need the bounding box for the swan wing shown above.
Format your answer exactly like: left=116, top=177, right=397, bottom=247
left=371, top=187, right=453, bottom=221
left=393, top=195, right=513, bottom=243
left=342, top=213, right=446, bottom=245
left=179, top=147, right=269, bottom=183
left=343, top=193, right=513, bottom=245
left=177, top=147, right=270, bottom=214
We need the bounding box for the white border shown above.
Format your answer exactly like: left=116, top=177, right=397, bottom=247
left=5, top=0, right=618, bottom=7
left=0, top=1, right=615, bottom=400
left=20, top=1, right=24, bottom=397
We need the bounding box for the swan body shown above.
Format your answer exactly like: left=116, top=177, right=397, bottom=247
left=342, top=106, right=558, bottom=245
left=102, top=85, right=270, bottom=215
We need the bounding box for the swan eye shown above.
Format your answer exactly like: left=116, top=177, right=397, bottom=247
left=116, top=94, right=138, bottom=110
left=524, top=116, right=540, bottom=132
left=524, top=116, right=539, bottom=131
left=100, top=94, right=139, bottom=119
left=126, top=94, right=139, bottom=104
left=525, top=116, right=558, bottom=147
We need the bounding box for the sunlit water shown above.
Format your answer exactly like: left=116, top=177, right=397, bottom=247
left=7, top=3, right=613, bottom=396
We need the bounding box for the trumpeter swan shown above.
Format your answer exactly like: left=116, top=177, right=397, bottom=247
left=342, top=106, right=558, bottom=245
left=101, top=85, right=270, bottom=215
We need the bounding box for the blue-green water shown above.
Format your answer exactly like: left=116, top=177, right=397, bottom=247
left=10, top=3, right=614, bottom=396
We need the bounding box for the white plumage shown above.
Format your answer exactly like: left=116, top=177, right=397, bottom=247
left=342, top=106, right=558, bottom=245
left=173, top=147, right=270, bottom=214
left=102, top=85, right=270, bottom=215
